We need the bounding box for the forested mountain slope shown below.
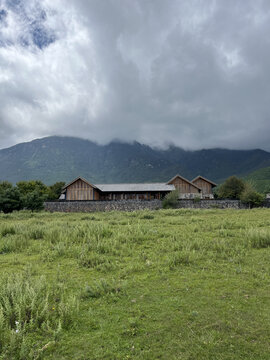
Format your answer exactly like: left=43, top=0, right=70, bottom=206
left=0, top=136, right=270, bottom=185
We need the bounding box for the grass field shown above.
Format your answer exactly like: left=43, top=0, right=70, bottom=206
left=0, top=208, right=270, bottom=360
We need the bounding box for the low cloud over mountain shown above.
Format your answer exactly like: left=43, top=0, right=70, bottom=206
left=0, top=0, right=270, bottom=150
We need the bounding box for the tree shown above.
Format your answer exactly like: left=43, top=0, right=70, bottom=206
left=16, top=180, right=48, bottom=197
left=0, top=181, right=13, bottom=194
left=47, top=182, right=65, bottom=200
left=0, top=186, right=23, bottom=213
left=24, top=190, right=45, bottom=212
left=162, top=190, right=179, bottom=209
left=240, top=184, right=264, bottom=208
left=217, top=176, right=245, bottom=199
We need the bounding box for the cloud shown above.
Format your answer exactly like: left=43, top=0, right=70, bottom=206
left=0, top=0, right=270, bottom=150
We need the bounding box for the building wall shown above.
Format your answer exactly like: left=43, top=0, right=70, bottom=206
left=168, top=177, right=200, bottom=194
left=100, top=192, right=165, bottom=201
left=192, top=178, right=213, bottom=195
left=65, top=179, right=99, bottom=200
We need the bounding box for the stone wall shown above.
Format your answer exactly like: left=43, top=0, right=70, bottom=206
left=44, top=199, right=252, bottom=213
left=44, top=200, right=162, bottom=213
left=175, top=199, right=247, bottom=209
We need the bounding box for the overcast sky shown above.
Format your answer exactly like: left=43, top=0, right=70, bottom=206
left=0, top=0, right=270, bottom=151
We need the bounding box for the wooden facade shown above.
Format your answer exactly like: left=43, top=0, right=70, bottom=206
left=64, top=178, right=100, bottom=201
left=99, top=192, right=163, bottom=201
left=167, top=175, right=201, bottom=196
left=191, top=176, right=217, bottom=199
left=61, top=175, right=217, bottom=201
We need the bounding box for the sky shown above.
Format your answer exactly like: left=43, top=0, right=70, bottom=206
left=0, top=0, right=270, bottom=151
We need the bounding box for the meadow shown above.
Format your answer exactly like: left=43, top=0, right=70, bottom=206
left=0, top=208, right=270, bottom=359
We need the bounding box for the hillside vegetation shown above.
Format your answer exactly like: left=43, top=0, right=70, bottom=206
left=1, top=136, right=270, bottom=184
left=244, top=166, right=270, bottom=193
left=0, top=209, right=270, bottom=359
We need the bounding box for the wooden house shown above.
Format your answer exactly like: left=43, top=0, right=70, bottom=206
left=62, top=177, right=100, bottom=201
left=167, top=174, right=202, bottom=199
left=191, top=176, right=217, bottom=199
left=61, top=174, right=217, bottom=201
left=61, top=177, right=174, bottom=201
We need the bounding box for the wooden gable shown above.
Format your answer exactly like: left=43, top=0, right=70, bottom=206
left=192, top=176, right=217, bottom=195
left=167, top=174, right=201, bottom=194
left=64, top=177, right=99, bottom=201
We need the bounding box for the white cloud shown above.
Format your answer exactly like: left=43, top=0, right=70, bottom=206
left=0, top=0, right=270, bottom=150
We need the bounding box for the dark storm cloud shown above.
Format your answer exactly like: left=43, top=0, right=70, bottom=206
left=0, top=0, right=270, bottom=150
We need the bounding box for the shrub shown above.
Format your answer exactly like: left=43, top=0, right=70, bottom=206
left=240, top=185, right=264, bottom=208
left=0, top=187, right=23, bottom=213
left=23, top=190, right=45, bottom=211
left=217, top=176, right=245, bottom=199
left=162, top=190, right=179, bottom=209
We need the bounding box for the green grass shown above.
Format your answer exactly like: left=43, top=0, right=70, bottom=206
left=0, top=208, right=270, bottom=359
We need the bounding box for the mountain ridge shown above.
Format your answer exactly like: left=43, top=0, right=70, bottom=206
left=0, top=136, right=270, bottom=185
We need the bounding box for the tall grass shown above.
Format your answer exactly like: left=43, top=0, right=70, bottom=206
left=247, top=229, right=270, bottom=248
left=0, top=209, right=270, bottom=359
left=0, top=274, right=78, bottom=359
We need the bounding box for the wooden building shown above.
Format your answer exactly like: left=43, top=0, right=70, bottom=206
left=167, top=174, right=202, bottom=199
left=96, top=183, right=174, bottom=201
left=61, top=177, right=174, bottom=201
left=61, top=174, right=216, bottom=201
left=191, top=176, right=217, bottom=199
left=63, top=178, right=100, bottom=201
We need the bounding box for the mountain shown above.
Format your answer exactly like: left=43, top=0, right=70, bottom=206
left=244, top=167, right=270, bottom=193
left=0, top=136, right=270, bottom=185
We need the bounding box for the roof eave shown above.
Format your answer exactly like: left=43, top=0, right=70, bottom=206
left=62, top=176, right=98, bottom=190
left=192, top=175, right=217, bottom=187
left=166, top=174, right=202, bottom=191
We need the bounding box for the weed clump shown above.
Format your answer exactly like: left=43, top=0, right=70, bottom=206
left=1, top=225, right=16, bottom=237
left=29, top=228, right=45, bottom=240
left=248, top=229, right=270, bottom=248
left=140, top=213, right=155, bottom=220
left=81, top=279, right=123, bottom=299
left=78, top=252, right=106, bottom=268
left=0, top=274, right=78, bottom=359
left=168, top=251, right=193, bottom=268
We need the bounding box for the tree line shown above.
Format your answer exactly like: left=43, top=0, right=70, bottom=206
left=0, top=176, right=267, bottom=213
left=0, top=180, right=65, bottom=213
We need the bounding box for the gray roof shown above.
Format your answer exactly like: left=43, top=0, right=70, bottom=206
left=95, top=183, right=175, bottom=192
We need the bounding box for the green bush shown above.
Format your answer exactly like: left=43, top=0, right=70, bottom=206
left=162, top=190, right=179, bottom=209
left=240, top=185, right=264, bottom=208
left=217, top=176, right=245, bottom=199
left=0, top=186, right=23, bottom=213
left=23, top=190, right=45, bottom=212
